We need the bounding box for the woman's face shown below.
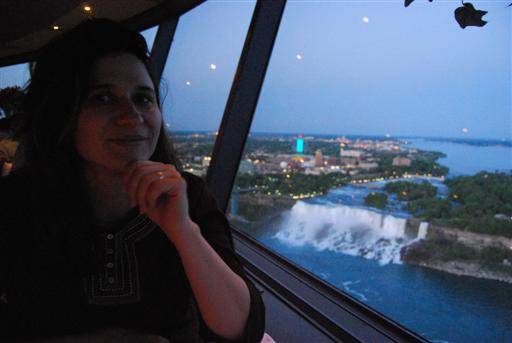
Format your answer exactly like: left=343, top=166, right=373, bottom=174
left=75, top=53, right=162, bottom=172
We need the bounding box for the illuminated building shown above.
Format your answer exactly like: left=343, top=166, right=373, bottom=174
left=315, top=149, right=323, bottom=167
left=296, top=134, right=304, bottom=154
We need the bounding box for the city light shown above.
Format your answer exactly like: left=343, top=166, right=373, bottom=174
left=83, top=5, right=92, bottom=12
left=52, top=25, right=60, bottom=30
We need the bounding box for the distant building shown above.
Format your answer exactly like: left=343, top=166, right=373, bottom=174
left=315, top=150, right=323, bottom=167
left=326, top=156, right=341, bottom=166
left=288, top=159, right=303, bottom=172
left=340, top=157, right=358, bottom=167
left=202, top=156, right=212, bottom=167
left=296, top=135, right=304, bottom=154
left=238, top=159, right=255, bottom=174
left=340, top=149, right=362, bottom=159
left=301, top=159, right=315, bottom=168
left=392, top=156, right=412, bottom=167
left=358, top=162, right=379, bottom=170
left=305, top=168, right=322, bottom=175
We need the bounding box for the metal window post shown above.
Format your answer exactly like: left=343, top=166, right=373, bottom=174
left=148, top=17, right=179, bottom=85
left=206, top=0, right=287, bottom=212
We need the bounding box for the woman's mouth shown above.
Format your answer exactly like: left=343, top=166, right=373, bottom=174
left=108, top=136, right=148, bottom=145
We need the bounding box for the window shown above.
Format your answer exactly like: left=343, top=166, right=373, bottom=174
left=0, top=63, right=29, bottom=90
left=140, top=26, right=158, bottom=52
left=0, top=63, right=30, bottom=120
left=230, top=2, right=512, bottom=342
left=159, top=0, right=256, bottom=177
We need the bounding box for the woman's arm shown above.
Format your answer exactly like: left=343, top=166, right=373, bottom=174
left=171, top=221, right=250, bottom=341
left=123, top=161, right=262, bottom=342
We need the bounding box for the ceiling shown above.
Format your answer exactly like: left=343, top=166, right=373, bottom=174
left=0, top=0, right=203, bottom=66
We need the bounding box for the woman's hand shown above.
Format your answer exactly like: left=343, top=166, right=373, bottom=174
left=123, top=160, right=199, bottom=244
left=122, top=162, right=251, bottom=341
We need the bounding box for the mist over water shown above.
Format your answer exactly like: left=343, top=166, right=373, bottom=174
left=274, top=201, right=412, bottom=265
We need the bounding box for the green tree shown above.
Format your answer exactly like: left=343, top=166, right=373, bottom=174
left=364, top=192, right=388, bottom=209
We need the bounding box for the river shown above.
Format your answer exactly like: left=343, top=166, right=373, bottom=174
left=257, top=138, right=512, bottom=343
left=406, top=138, right=512, bottom=176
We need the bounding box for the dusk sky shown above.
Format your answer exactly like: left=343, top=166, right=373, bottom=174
left=1, top=0, right=510, bottom=140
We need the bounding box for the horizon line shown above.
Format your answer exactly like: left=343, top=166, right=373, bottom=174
left=165, top=129, right=511, bottom=142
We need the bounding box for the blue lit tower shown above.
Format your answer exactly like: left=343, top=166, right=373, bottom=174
left=296, top=134, right=304, bottom=154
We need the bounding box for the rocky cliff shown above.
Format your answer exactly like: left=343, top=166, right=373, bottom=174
left=402, top=218, right=512, bottom=283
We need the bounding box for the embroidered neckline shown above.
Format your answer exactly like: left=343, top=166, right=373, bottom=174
left=84, top=214, right=157, bottom=305
left=93, top=208, right=144, bottom=234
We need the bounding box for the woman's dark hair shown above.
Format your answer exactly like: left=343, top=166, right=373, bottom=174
left=21, top=18, right=179, bottom=170
left=15, top=19, right=180, bottom=274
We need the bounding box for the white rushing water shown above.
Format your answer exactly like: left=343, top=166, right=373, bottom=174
left=274, top=201, right=414, bottom=265
left=417, top=222, right=429, bottom=240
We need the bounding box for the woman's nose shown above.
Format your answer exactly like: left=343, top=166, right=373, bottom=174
left=115, top=100, right=143, bottom=126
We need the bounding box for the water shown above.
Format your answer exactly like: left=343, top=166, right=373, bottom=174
left=406, top=138, right=512, bottom=176
left=259, top=237, right=512, bottom=342
left=257, top=139, right=512, bottom=342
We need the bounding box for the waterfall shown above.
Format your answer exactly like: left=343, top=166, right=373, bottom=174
left=418, top=222, right=429, bottom=240
left=274, top=201, right=411, bottom=265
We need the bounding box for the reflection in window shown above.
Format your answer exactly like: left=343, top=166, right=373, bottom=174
left=160, top=1, right=255, bottom=177
left=230, top=2, right=512, bottom=343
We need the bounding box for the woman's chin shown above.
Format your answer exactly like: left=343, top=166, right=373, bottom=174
left=110, top=148, right=152, bottom=163
left=100, top=154, right=151, bottom=173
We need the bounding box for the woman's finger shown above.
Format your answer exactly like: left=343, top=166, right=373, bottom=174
left=125, top=162, right=164, bottom=206
left=145, top=172, right=185, bottom=211
left=134, top=165, right=171, bottom=213
left=138, top=166, right=176, bottom=212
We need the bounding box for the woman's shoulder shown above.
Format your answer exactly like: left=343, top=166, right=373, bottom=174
left=180, top=171, right=221, bottom=217
left=181, top=171, right=204, bottom=191
left=181, top=171, right=207, bottom=205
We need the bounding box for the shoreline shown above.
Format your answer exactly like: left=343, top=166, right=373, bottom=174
left=406, top=259, right=512, bottom=284
left=402, top=220, right=512, bottom=284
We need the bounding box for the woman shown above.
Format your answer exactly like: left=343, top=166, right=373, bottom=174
left=0, top=19, right=264, bottom=342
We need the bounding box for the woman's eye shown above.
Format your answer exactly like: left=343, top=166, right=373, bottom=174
left=134, top=94, right=155, bottom=107
left=89, top=93, right=114, bottom=105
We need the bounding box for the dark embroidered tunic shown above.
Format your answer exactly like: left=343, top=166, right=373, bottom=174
left=0, top=169, right=265, bottom=342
